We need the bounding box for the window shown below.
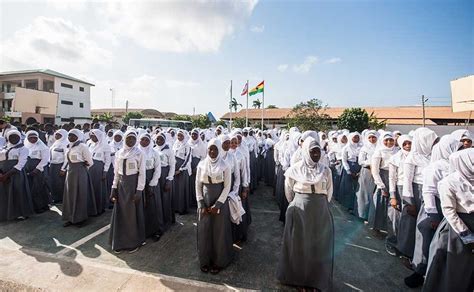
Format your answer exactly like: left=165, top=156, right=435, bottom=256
left=61, top=83, right=73, bottom=89
left=61, top=118, right=73, bottom=122
left=61, top=100, right=73, bottom=105
left=79, top=87, right=84, bottom=92
left=80, top=103, right=84, bottom=108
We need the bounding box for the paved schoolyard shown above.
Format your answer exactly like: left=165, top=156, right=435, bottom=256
left=0, top=185, right=420, bottom=291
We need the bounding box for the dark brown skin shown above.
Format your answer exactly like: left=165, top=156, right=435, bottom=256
left=125, top=135, right=136, bottom=148
left=140, top=137, right=150, bottom=147
left=309, top=147, right=321, bottom=163
left=55, top=133, right=62, bottom=140
left=222, top=140, right=230, bottom=151
left=68, top=134, right=78, bottom=143
left=191, top=132, right=199, bottom=141
left=8, top=134, right=20, bottom=145
left=90, top=134, right=98, bottom=143
left=156, top=136, right=165, bottom=146
left=28, top=136, right=38, bottom=144
left=114, top=135, right=122, bottom=143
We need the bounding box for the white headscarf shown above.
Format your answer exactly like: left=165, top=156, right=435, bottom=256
left=118, top=130, right=141, bottom=159
left=24, top=130, right=49, bottom=152
left=360, top=130, right=378, bottom=155
left=68, top=129, right=84, bottom=147
left=285, top=137, right=326, bottom=185
left=51, top=129, right=69, bottom=149
left=138, top=132, right=154, bottom=155
left=373, top=132, right=396, bottom=159
left=343, top=132, right=362, bottom=159
left=172, top=129, right=189, bottom=158
left=405, top=127, right=438, bottom=166
left=300, top=130, right=320, bottom=145
left=447, top=148, right=474, bottom=184
left=198, top=138, right=228, bottom=180
left=110, top=130, right=124, bottom=152
left=397, top=134, right=412, bottom=156
left=89, top=129, right=109, bottom=153
left=6, top=130, right=22, bottom=148
left=430, top=135, right=461, bottom=162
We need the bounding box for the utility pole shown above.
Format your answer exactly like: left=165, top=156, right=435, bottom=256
left=109, top=88, right=115, bottom=108
left=421, top=95, right=428, bottom=127
left=125, top=100, right=129, bottom=113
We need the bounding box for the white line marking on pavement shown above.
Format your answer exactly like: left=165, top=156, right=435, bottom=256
left=50, top=206, right=62, bottom=216
left=54, top=225, right=110, bottom=256
left=344, top=282, right=364, bottom=291
left=345, top=242, right=379, bottom=253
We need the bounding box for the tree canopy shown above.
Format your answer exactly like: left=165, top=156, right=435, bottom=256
left=123, top=111, right=144, bottom=124
left=337, top=108, right=369, bottom=132
left=287, top=98, right=331, bottom=131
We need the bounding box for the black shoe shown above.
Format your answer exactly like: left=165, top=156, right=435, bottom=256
left=404, top=272, right=424, bottom=288
left=152, top=235, right=161, bottom=242
left=63, top=221, right=72, bottom=227
left=385, top=244, right=398, bottom=257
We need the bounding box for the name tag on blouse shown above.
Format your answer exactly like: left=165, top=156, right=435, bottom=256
left=32, top=150, right=39, bottom=156
left=321, top=181, right=327, bottom=189
left=128, top=162, right=137, bottom=170
left=71, top=154, right=78, bottom=161
left=146, top=159, right=153, bottom=168
left=94, top=153, right=102, bottom=159
left=160, top=155, right=166, bottom=163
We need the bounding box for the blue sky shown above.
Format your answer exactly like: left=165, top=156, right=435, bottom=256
left=1, top=0, right=472, bottom=117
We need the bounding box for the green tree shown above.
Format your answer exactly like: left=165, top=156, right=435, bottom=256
left=229, top=98, right=242, bottom=112
left=123, top=111, right=144, bottom=124
left=252, top=99, right=262, bottom=109
left=214, top=120, right=227, bottom=127
left=252, top=121, right=267, bottom=130
left=287, top=98, right=331, bottom=131
left=266, top=104, right=278, bottom=109
left=232, top=117, right=246, bottom=128
left=191, top=114, right=212, bottom=129
left=171, top=114, right=192, bottom=121
left=94, top=112, right=115, bottom=123
left=368, top=111, right=386, bottom=130
left=337, top=108, right=370, bottom=132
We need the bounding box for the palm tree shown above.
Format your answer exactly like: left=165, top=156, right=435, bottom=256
left=229, top=97, right=242, bottom=112
left=252, top=99, right=262, bottom=109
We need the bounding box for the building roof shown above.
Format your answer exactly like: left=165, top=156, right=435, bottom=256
left=0, top=69, right=95, bottom=86
left=221, top=106, right=471, bottom=123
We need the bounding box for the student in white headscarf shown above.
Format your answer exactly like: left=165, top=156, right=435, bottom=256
left=339, top=132, right=362, bottom=211
left=398, top=128, right=438, bottom=258
left=355, top=130, right=378, bottom=221
left=290, top=130, right=320, bottom=166
left=24, top=130, right=51, bottom=213
left=188, top=128, right=207, bottom=208
left=107, top=130, right=124, bottom=208
left=387, top=134, right=412, bottom=253
left=451, top=129, right=472, bottom=149
left=422, top=148, right=474, bottom=292
left=172, top=129, right=192, bottom=214
left=329, top=133, right=347, bottom=202
left=88, top=129, right=112, bottom=214
left=196, top=138, right=233, bottom=274
left=370, top=132, right=398, bottom=243
left=274, top=132, right=290, bottom=215
left=404, top=135, right=461, bottom=288
left=0, top=130, right=33, bottom=221
left=155, top=132, right=176, bottom=230
left=62, top=129, right=97, bottom=227
left=277, top=137, right=333, bottom=291
left=49, top=129, right=69, bottom=203
left=264, top=137, right=276, bottom=186
left=109, top=130, right=146, bottom=254
left=139, top=132, right=164, bottom=241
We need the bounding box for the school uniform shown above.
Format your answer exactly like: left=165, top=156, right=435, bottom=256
left=62, top=130, right=98, bottom=224
left=109, top=133, right=146, bottom=251
left=423, top=149, right=474, bottom=292
left=88, top=129, right=112, bottom=214
left=339, top=133, right=361, bottom=211
left=172, top=131, right=192, bottom=214
left=0, top=131, right=34, bottom=221
left=108, top=131, right=123, bottom=208
left=355, top=132, right=377, bottom=220
left=264, top=139, right=276, bottom=186
left=277, top=137, right=334, bottom=291
left=24, top=131, right=51, bottom=213
left=196, top=139, right=234, bottom=270
left=157, top=134, right=176, bottom=229
left=49, top=130, right=68, bottom=203
left=188, top=132, right=207, bottom=208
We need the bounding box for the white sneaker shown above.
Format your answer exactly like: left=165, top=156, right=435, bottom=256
left=128, top=247, right=139, bottom=254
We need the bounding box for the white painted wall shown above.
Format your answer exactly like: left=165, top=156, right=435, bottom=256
left=54, top=77, right=91, bottom=124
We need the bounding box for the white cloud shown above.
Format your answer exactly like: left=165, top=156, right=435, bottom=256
left=165, top=80, right=200, bottom=88
left=250, top=25, right=265, bottom=33
left=325, top=57, right=342, bottom=64
left=1, top=16, right=113, bottom=72
left=293, top=56, right=318, bottom=73
left=277, top=64, right=288, bottom=72
left=100, top=0, right=259, bottom=53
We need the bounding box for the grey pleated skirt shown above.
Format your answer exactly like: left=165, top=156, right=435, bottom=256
left=25, top=158, right=50, bottom=213
left=339, top=161, right=360, bottom=210
left=189, top=157, right=200, bottom=208
left=385, top=185, right=402, bottom=248
left=62, top=162, right=97, bottom=224
left=49, top=163, right=65, bottom=203
left=159, top=166, right=175, bottom=230
left=331, top=163, right=342, bottom=201
left=143, top=169, right=165, bottom=237
left=197, top=182, right=234, bottom=269
left=423, top=213, right=474, bottom=292
left=264, top=148, right=275, bottom=186
left=0, top=160, right=34, bottom=221
left=397, top=183, right=423, bottom=258
left=109, top=173, right=146, bottom=251
left=250, top=150, right=258, bottom=190
left=89, top=159, right=107, bottom=214
left=172, top=157, right=189, bottom=214
left=369, top=169, right=389, bottom=231
left=277, top=193, right=334, bottom=291
left=354, top=167, right=376, bottom=220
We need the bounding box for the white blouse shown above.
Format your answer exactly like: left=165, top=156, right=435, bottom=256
left=221, top=152, right=241, bottom=198
left=0, top=145, right=29, bottom=171
left=61, top=143, right=94, bottom=171
left=158, top=146, right=176, bottom=181
left=284, top=165, right=333, bottom=203
left=50, top=146, right=67, bottom=164
left=195, top=164, right=232, bottom=208
left=28, top=148, right=50, bottom=172
left=112, top=151, right=146, bottom=191
left=89, top=145, right=111, bottom=172
left=143, top=149, right=161, bottom=187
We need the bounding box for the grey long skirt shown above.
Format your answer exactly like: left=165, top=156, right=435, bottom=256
left=109, top=173, right=146, bottom=251
left=397, top=183, right=423, bottom=258
left=412, top=199, right=443, bottom=275
left=197, top=182, right=234, bottom=269
left=423, top=213, right=474, bottom=292
left=250, top=150, right=258, bottom=190
left=264, top=148, right=275, bottom=186
left=385, top=185, right=402, bottom=248
left=25, top=158, right=50, bottom=213
left=277, top=193, right=334, bottom=291
left=62, top=162, right=97, bottom=224
left=369, top=169, right=389, bottom=231
left=172, top=157, right=189, bottom=214
left=232, top=189, right=251, bottom=243
left=159, top=166, right=175, bottom=230
left=339, top=161, right=360, bottom=210
left=189, top=157, right=200, bottom=208
left=0, top=160, right=34, bottom=221
left=144, top=169, right=165, bottom=237
left=49, top=163, right=65, bottom=203
left=331, top=163, right=342, bottom=201
left=89, top=159, right=107, bottom=214
left=354, top=167, right=376, bottom=220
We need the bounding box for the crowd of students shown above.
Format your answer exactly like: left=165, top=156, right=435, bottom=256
left=0, top=119, right=472, bottom=291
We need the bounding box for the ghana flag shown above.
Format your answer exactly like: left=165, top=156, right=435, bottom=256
left=249, top=80, right=264, bottom=96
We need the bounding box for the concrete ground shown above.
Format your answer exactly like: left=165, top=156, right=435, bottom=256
left=0, top=185, right=420, bottom=291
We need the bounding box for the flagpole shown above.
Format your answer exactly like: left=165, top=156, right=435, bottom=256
left=246, top=80, right=249, bottom=128
left=229, top=80, right=233, bottom=129
left=261, top=81, right=264, bottom=130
